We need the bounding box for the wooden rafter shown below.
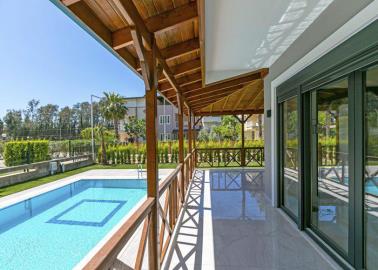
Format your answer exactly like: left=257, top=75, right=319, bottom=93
left=194, top=109, right=264, bottom=116
left=61, top=0, right=80, bottom=6
left=160, top=39, right=200, bottom=61
left=159, top=72, right=202, bottom=91
left=171, top=58, right=201, bottom=77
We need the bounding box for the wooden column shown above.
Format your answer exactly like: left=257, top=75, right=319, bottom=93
left=178, top=97, right=185, bottom=202
left=188, top=110, right=193, bottom=179
left=144, top=45, right=160, bottom=270
left=241, top=114, right=245, bottom=167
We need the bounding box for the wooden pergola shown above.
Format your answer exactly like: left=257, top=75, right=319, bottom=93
left=52, top=1, right=268, bottom=269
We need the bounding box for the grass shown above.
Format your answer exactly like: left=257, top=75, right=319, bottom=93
left=0, top=163, right=178, bottom=198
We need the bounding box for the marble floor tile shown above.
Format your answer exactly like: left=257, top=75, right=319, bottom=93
left=163, top=169, right=341, bottom=270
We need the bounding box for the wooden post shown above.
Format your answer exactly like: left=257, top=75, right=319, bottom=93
left=178, top=97, right=185, bottom=203
left=241, top=114, right=245, bottom=167
left=188, top=110, right=193, bottom=179
left=144, top=45, right=160, bottom=270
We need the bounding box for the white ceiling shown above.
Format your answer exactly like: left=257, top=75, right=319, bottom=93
left=205, top=0, right=334, bottom=84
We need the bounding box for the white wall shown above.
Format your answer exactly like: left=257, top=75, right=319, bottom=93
left=263, top=0, right=375, bottom=205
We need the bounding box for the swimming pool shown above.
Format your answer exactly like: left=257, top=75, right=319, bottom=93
left=0, top=179, right=147, bottom=270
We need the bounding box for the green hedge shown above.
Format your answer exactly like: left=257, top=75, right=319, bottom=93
left=99, top=141, right=190, bottom=165
left=4, top=140, right=49, bottom=166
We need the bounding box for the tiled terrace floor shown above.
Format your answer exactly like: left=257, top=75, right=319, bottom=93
left=164, top=169, right=341, bottom=270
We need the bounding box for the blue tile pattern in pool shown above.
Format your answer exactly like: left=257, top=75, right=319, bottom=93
left=47, top=199, right=127, bottom=227
left=0, top=179, right=146, bottom=270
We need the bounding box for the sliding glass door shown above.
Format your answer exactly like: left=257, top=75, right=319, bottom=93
left=310, top=78, right=350, bottom=255
left=365, top=65, right=378, bottom=269
left=280, top=97, right=299, bottom=218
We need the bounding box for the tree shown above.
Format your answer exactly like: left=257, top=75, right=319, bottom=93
left=23, top=99, right=40, bottom=136
left=36, top=104, right=59, bottom=134
left=80, top=126, right=116, bottom=143
left=0, top=119, right=3, bottom=135
left=211, top=116, right=241, bottom=141
left=124, top=116, right=145, bottom=142
left=100, top=92, right=127, bottom=141
left=3, top=110, right=23, bottom=138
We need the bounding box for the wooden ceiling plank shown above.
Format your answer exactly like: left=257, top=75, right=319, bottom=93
left=233, top=90, right=247, bottom=110
left=242, top=84, right=263, bottom=109
left=112, top=2, right=198, bottom=50
left=222, top=96, right=230, bottom=110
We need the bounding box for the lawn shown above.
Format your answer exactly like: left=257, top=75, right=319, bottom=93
left=0, top=163, right=178, bottom=198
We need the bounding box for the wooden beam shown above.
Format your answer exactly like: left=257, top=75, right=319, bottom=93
left=186, top=85, right=244, bottom=100
left=193, top=71, right=262, bottom=94
left=197, top=0, right=206, bottom=87
left=181, top=81, right=203, bottom=93
left=156, top=53, right=190, bottom=111
left=160, top=39, right=200, bottom=61
left=176, top=72, right=202, bottom=86
left=61, top=0, right=81, bottom=6
left=146, top=2, right=197, bottom=35
left=159, top=72, right=202, bottom=91
left=145, top=44, right=160, bottom=270
left=178, top=97, right=185, bottom=203
left=112, top=2, right=198, bottom=50
left=115, top=0, right=190, bottom=112
left=241, top=114, right=245, bottom=166
left=69, top=1, right=112, bottom=45
left=130, top=27, right=150, bottom=88
left=194, top=109, right=264, bottom=116
left=113, top=0, right=153, bottom=48
left=188, top=109, right=193, bottom=179
left=188, top=86, right=243, bottom=103
left=171, top=59, right=201, bottom=77
left=155, top=58, right=201, bottom=83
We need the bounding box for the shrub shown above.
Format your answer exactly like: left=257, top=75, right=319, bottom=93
left=4, top=140, right=49, bottom=166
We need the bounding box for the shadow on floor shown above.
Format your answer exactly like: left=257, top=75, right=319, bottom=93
left=164, top=168, right=339, bottom=270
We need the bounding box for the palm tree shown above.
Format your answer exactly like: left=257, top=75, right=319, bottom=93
left=97, top=125, right=108, bottom=165
left=100, top=92, right=127, bottom=141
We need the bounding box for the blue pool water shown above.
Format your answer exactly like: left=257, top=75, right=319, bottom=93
left=0, top=179, right=146, bottom=270
left=328, top=176, right=378, bottom=196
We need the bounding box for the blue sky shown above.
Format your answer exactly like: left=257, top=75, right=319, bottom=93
left=0, top=0, right=144, bottom=118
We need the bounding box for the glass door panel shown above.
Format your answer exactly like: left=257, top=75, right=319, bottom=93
left=281, top=97, right=299, bottom=217
left=365, top=66, right=378, bottom=269
left=311, top=78, right=349, bottom=254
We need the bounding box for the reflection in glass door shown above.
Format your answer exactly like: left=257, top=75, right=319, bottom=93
left=310, top=78, right=349, bottom=254
left=365, top=66, right=378, bottom=269
left=281, top=97, right=299, bottom=217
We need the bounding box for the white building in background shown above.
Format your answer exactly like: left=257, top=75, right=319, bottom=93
left=119, top=96, right=209, bottom=142
left=245, top=114, right=264, bottom=141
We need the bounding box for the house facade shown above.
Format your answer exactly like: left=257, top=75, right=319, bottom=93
left=245, top=114, right=264, bottom=141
